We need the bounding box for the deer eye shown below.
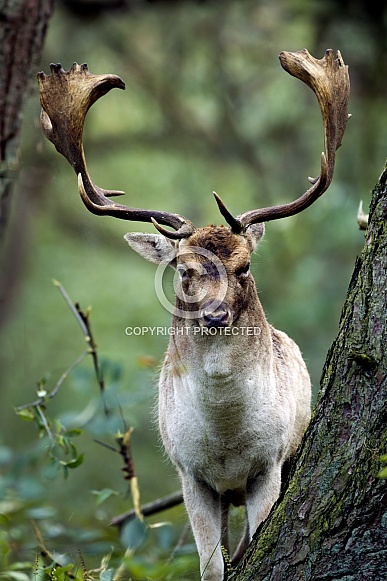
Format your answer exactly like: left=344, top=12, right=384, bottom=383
left=177, top=266, right=188, bottom=282
left=236, top=261, right=250, bottom=278
left=177, top=266, right=197, bottom=283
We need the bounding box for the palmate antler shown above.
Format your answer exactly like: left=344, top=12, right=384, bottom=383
left=38, top=49, right=350, bottom=237
left=38, top=63, right=195, bottom=239
left=215, top=49, right=351, bottom=232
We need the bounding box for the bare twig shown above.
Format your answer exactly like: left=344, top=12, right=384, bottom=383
left=53, top=279, right=106, bottom=399
left=18, top=281, right=107, bottom=412
left=95, top=429, right=143, bottom=521
left=117, top=428, right=143, bottom=521
left=36, top=404, right=53, bottom=442
left=74, top=301, right=105, bottom=396
left=111, top=490, right=184, bottom=527
left=53, top=279, right=88, bottom=335
left=16, top=350, right=89, bottom=411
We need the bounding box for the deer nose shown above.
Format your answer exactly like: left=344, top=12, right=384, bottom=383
left=200, top=301, right=232, bottom=328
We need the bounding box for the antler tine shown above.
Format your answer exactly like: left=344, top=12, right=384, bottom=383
left=218, top=49, right=350, bottom=232
left=213, top=192, right=243, bottom=234
left=38, top=63, right=194, bottom=238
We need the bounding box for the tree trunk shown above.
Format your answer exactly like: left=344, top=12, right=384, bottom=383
left=0, top=0, right=53, bottom=242
left=230, top=163, right=387, bottom=580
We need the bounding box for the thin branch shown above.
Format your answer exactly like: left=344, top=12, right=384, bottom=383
left=17, top=281, right=108, bottom=413
left=110, top=490, right=184, bottom=527
left=94, top=438, right=119, bottom=453
left=74, top=301, right=105, bottom=396
left=36, top=404, right=53, bottom=442
left=53, top=279, right=89, bottom=336
left=54, top=279, right=108, bottom=414
left=95, top=430, right=143, bottom=521
left=16, top=350, right=89, bottom=411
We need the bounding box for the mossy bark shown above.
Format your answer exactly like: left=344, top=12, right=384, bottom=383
left=230, top=163, right=387, bottom=580
left=0, top=0, right=53, bottom=241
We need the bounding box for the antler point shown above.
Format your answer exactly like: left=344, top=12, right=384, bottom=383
left=40, top=109, right=53, bottom=137
left=50, top=63, right=63, bottom=74
left=213, top=192, right=243, bottom=234
left=77, top=173, right=85, bottom=192
left=151, top=217, right=193, bottom=239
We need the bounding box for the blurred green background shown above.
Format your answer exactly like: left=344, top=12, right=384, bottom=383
left=1, top=0, right=386, bottom=577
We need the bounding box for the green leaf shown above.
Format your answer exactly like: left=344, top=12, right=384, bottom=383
left=0, top=446, right=12, bottom=466
left=378, top=466, right=387, bottom=479
left=26, top=506, right=57, bottom=519
left=0, top=573, right=30, bottom=581
left=0, top=532, right=10, bottom=568
left=65, top=428, right=83, bottom=438
left=14, top=408, right=34, bottom=421
left=46, top=564, right=76, bottom=580
left=121, top=517, right=147, bottom=552
left=91, top=488, right=119, bottom=505
left=42, top=458, right=61, bottom=480
left=7, top=564, right=33, bottom=571
left=60, top=453, right=84, bottom=469
left=378, top=454, right=387, bottom=478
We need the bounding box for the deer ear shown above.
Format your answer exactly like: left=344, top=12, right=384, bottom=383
left=246, top=223, right=265, bottom=251
left=124, top=233, right=178, bottom=266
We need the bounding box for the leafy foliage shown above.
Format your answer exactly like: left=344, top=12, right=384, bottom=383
left=1, top=283, right=198, bottom=579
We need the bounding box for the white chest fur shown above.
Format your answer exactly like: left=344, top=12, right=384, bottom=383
left=158, top=334, right=293, bottom=496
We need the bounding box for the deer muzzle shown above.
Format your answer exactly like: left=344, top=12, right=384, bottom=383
left=199, top=301, right=232, bottom=328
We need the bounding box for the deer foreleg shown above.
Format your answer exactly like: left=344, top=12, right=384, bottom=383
left=245, top=463, right=282, bottom=538
left=180, top=472, right=224, bottom=581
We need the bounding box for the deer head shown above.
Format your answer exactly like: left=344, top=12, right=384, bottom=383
left=38, top=50, right=350, bottom=328
left=124, top=223, right=265, bottom=328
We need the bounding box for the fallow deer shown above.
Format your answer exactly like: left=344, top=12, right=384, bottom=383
left=38, top=49, right=350, bottom=580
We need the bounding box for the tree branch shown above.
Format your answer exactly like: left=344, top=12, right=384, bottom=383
left=111, top=490, right=184, bottom=527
